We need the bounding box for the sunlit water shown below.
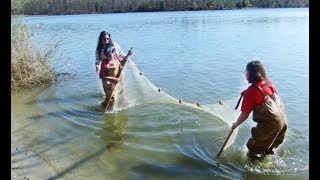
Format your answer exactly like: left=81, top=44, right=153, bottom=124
left=11, top=8, right=308, bottom=179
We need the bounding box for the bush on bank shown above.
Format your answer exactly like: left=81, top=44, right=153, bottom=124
left=11, top=17, right=60, bottom=91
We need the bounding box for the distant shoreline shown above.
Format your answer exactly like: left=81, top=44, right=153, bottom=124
left=11, top=7, right=308, bottom=17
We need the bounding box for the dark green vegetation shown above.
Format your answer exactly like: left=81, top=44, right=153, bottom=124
left=11, top=0, right=308, bottom=15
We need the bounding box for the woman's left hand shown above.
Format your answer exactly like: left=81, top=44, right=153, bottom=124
left=128, top=49, right=133, bottom=56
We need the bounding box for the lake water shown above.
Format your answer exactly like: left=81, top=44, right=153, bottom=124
left=11, top=8, right=309, bottom=179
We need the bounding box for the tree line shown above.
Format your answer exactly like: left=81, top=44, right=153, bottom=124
left=12, top=0, right=309, bottom=15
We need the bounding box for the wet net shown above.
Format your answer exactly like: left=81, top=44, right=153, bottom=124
left=113, top=59, right=241, bottom=153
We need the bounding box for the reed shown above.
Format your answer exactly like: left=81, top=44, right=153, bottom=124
left=11, top=17, right=60, bottom=91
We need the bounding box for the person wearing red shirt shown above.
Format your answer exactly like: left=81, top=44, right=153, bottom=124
left=231, top=60, right=288, bottom=158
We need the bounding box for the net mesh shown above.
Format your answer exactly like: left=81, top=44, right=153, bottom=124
left=113, top=59, right=241, bottom=152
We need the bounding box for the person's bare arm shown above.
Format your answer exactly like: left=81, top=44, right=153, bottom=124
left=106, top=76, right=119, bottom=83
left=231, top=112, right=250, bottom=129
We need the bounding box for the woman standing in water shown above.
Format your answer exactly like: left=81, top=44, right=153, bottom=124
left=95, top=31, right=132, bottom=110
left=231, top=60, right=288, bottom=158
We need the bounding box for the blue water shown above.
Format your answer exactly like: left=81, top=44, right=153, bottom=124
left=12, top=8, right=308, bottom=179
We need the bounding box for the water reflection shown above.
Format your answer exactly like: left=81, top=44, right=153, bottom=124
left=95, top=113, right=128, bottom=152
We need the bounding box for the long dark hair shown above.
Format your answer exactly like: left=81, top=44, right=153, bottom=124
left=246, top=60, right=267, bottom=84
left=96, top=31, right=112, bottom=55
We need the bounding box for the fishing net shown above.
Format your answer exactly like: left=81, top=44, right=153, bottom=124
left=113, top=59, right=241, bottom=154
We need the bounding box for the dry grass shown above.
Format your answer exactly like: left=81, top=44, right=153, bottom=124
left=11, top=17, right=60, bottom=91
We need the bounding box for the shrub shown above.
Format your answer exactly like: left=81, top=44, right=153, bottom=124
left=11, top=17, right=60, bottom=91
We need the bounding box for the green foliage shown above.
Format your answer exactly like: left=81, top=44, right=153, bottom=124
left=242, top=0, right=251, bottom=7
left=236, top=2, right=242, bottom=8
left=11, top=0, right=30, bottom=14
left=11, top=0, right=309, bottom=15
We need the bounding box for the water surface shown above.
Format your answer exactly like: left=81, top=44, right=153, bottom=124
left=11, top=8, right=309, bottom=179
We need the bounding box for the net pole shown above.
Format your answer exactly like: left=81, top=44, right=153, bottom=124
left=217, top=128, right=234, bottom=158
